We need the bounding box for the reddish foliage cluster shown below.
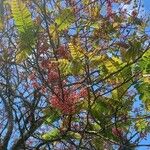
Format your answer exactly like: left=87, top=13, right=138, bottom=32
left=40, top=58, right=88, bottom=115
left=40, top=60, right=49, bottom=69
left=50, top=88, right=79, bottom=114
left=80, top=88, right=88, bottom=97
left=56, top=45, right=70, bottom=59
left=37, top=33, right=49, bottom=53
left=48, top=69, right=59, bottom=83
left=40, top=85, right=47, bottom=94
left=112, top=127, right=123, bottom=137
left=50, top=87, right=87, bottom=114
left=41, top=60, right=59, bottom=83
left=29, top=72, right=39, bottom=89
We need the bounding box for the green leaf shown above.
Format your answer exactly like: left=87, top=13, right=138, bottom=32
left=136, top=119, right=148, bottom=132
left=125, top=40, right=141, bottom=62
left=49, top=24, right=58, bottom=41
left=68, top=43, right=84, bottom=60
left=90, top=55, right=104, bottom=66
left=137, top=82, right=150, bottom=111
left=11, top=0, right=35, bottom=62
left=89, top=123, right=101, bottom=131
left=42, top=129, right=60, bottom=140
left=91, top=100, right=111, bottom=120
left=139, top=50, right=150, bottom=76
left=11, top=0, right=33, bottom=33
left=45, top=113, right=60, bottom=125
left=90, top=21, right=102, bottom=29
left=43, top=108, right=60, bottom=124
left=58, top=59, right=71, bottom=75
left=69, top=60, right=83, bottom=75
left=55, top=8, right=75, bottom=31
left=67, top=131, right=81, bottom=140
left=16, top=50, right=29, bottom=63
left=104, top=56, right=122, bottom=73
left=58, top=59, right=83, bottom=76
left=91, top=138, right=107, bottom=150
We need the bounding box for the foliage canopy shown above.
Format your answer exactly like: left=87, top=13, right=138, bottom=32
left=0, top=0, right=150, bottom=149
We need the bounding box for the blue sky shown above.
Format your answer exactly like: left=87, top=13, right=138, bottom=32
left=144, top=0, right=150, bottom=13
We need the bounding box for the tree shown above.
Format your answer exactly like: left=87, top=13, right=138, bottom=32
left=0, top=0, right=150, bottom=149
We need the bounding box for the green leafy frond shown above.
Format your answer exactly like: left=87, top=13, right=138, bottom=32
left=55, top=7, right=75, bottom=31
left=42, top=129, right=60, bottom=140
left=58, top=59, right=71, bottom=75
left=11, top=0, right=35, bottom=63
left=68, top=43, right=84, bottom=60
left=58, top=58, right=83, bottom=76
left=90, top=56, right=104, bottom=66
left=11, top=0, right=33, bottom=33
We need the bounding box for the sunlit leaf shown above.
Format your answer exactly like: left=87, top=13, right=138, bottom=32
left=42, top=129, right=60, bottom=140
left=55, top=8, right=75, bottom=31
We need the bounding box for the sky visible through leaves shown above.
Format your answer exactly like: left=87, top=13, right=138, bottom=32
left=134, top=0, right=150, bottom=149
left=0, top=0, right=150, bottom=149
